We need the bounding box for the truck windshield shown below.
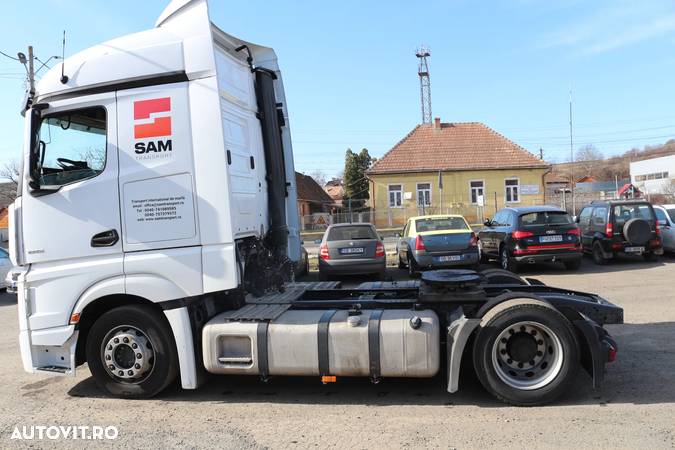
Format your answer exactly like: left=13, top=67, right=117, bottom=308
left=327, top=226, right=376, bottom=241
left=415, top=217, right=469, bottom=232
left=36, top=107, right=106, bottom=187
left=519, top=211, right=572, bottom=227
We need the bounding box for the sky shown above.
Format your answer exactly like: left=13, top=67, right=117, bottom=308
left=1, top=0, right=675, bottom=178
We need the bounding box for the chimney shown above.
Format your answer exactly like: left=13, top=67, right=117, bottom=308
left=433, top=117, right=441, bottom=130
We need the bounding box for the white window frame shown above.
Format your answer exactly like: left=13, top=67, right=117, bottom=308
left=505, top=177, right=520, bottom=203
left=469, top=179, right=485, bottom=205
left=416, top=182, right=432, bottom=207
left=388, top=183, right=403, bottom=208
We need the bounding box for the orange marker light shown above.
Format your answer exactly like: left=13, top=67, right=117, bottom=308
left=69, top=312, right=81, bottom=324
left=321, top=375, right=336, bottom=384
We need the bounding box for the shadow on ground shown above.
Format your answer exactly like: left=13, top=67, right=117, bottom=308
left=68, top=321, right=675, bottom=408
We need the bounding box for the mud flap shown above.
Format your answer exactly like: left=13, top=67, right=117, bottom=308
left=573, top=317, right=613, bottom=389
left=446, top=308, right=480, bottom=393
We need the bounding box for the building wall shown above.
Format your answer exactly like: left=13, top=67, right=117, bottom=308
left=630, top=155, right=675, bottom=195
left=368, top=168, right=548, bottom=227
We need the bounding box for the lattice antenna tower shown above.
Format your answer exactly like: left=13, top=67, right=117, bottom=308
left=416, top=45, right=432, bottom=124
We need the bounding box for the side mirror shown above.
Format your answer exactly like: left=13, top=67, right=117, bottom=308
left=300, top=240, right=305, bottom=245
left=573, top=216, right=579, bottom=223
left=379, top=235, right=384, bottom=241
left=396, top=233, right=402, bottom=238
left=483, top=219, right=492, bottom=227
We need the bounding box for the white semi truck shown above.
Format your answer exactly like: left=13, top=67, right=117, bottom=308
left=9, top=0, right=622, bottom=405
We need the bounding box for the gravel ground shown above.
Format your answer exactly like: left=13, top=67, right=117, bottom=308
left=0, top=255, right=674, bottom=449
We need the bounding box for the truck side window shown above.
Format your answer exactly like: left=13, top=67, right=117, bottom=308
left=37, top=107, right=106, bottom=187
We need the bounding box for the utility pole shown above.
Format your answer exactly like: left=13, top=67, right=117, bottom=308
left=416, top=46, right=432, bottom=124
left=539, top=148, right=544, bottom=160
left=569, top=86, right=576, bottom=215
left=27, top=45, right=35, bottom=97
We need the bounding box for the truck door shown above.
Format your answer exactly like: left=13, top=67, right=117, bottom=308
left=20, top=92, right=122, bottom=327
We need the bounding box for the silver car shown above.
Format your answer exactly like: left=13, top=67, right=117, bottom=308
left=654, top=204, right=675, bottom=252
left=318, top=223, right=386, bottom=280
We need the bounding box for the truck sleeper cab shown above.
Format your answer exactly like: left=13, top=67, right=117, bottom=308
left=10, top=0, right=622, bottom=406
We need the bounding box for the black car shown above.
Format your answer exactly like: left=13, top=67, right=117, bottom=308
left=478, top=206, right=582, bottom=272
left=576, top=200, right=663, bottom=264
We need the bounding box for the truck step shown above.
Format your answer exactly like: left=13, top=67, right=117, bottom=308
left=36, top=366, right=70, bottom=374
left=222, top=303, right=291, bottom=321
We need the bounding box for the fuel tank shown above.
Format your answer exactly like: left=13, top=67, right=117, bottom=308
left=202, top=309, right=440, bottom=378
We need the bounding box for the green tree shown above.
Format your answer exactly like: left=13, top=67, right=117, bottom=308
left=343, top=148, right=374, bottom=209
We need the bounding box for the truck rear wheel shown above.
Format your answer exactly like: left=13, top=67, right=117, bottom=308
left=473, top=299, right=579, bottom=406
left=85, top=304, right=178, bottom=399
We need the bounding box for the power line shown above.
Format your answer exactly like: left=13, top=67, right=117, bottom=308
left=0, top=50, right=19, bottom=61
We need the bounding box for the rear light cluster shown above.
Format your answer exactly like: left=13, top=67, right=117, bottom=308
left=655, top=220, right=661, bottom=236
left=567, top=227, right=580, bottom=236
left=469, top=232, right=478, bottom=247
left=605, top=222, right=613, bottom=238
left=415, top=235, right=426, bottom=251
left=512, top=230, right=533, bottom=239
left=319, top=244, right=330, bottom=260
left=375, top=241, right=386, bottom=257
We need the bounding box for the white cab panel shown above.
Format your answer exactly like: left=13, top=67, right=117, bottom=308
left=117, top=82, right=200, bottom=252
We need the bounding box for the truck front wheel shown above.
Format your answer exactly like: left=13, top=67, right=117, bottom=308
left=85, top=304, right=179, bottom=399
left=473, top=300, right=579, bottom=406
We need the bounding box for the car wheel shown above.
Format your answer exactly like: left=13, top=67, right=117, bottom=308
left=407, top=254, right=420, bottom=278
left=473, top=299, right=580, bottom=406
left=86, top=304, right=178, bottom=399
left=398, top=253, right=406, bottom=269
left=563, top=258, right=581, bottom=271
left=592, top=242, right=607, bottom=265
left=500, top=246, right=518, bottom=273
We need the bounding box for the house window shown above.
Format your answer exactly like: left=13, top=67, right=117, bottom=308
left=505, top=178, right=519, bottom=203
left=416, top=182, right=431, bottom=206
left=470, top=180, right=484, bottom=204
left=388, top=184, right=402, bottom=208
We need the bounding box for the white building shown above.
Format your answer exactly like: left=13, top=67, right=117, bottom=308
left=630, top=155, right=675, bottom=195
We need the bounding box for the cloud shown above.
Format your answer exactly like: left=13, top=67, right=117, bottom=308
left=539, top=1, right=675, bottom=55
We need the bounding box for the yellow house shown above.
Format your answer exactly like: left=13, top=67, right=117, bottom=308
left=367, top=119, right=551, bottom=227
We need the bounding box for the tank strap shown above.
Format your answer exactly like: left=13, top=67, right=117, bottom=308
left=256, top=321, right=270, bottom=380
left=368, top=309, right=384, bottom=381
left=317, top=309, right=338, bottom=376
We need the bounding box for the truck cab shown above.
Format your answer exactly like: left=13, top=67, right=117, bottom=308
left=10, top=0, right=299, bottom=390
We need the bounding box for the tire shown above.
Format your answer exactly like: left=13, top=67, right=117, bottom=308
left=408, top=254, right=420, bottom=278
left=500, top=246, right=519, bottom=273
left=473, top=299, right=580, bottom=406
left=563, top=258, right=582, bottom=271
left=398, top=253, right=406, bottom=269
left=592, top=241, right=607, bottom=265
left=85, top=304, right=178, bottom=399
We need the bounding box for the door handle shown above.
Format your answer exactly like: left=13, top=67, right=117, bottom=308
left=91, top=229, right=119, bottom=247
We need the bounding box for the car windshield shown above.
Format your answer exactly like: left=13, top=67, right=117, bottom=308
left=613, top=204, right=654, bottom=224
left=668, top=209, right=675, bottom=223
left=327, top=226, right=376, bottom=241
left=519, top=211, right=572, bottom=227
left=415, top=217, right=469, bottom=232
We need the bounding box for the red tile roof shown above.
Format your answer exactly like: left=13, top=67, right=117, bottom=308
left=295, top=172, right=334, bottom=204
left=369, top=122, right=548, bottom=174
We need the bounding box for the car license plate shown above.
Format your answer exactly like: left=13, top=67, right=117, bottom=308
left=339, top=247, right=364, bottom=255
left=540, top=235, right=563, bottom=243
left=438, top=255, right=461, bottom=262
left=625, top=246, right=644, bottom=254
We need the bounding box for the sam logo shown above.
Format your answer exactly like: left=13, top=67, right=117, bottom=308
left=133, top=97, right=172, bottom=154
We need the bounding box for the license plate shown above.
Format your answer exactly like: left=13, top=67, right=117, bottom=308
left=540, top=235, right=563, bottom=243
left=625, top=246, right=644, bottom=254
left=339, top=247, right=364, bottom=254
left=438, top=255, right=461, bottom=262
